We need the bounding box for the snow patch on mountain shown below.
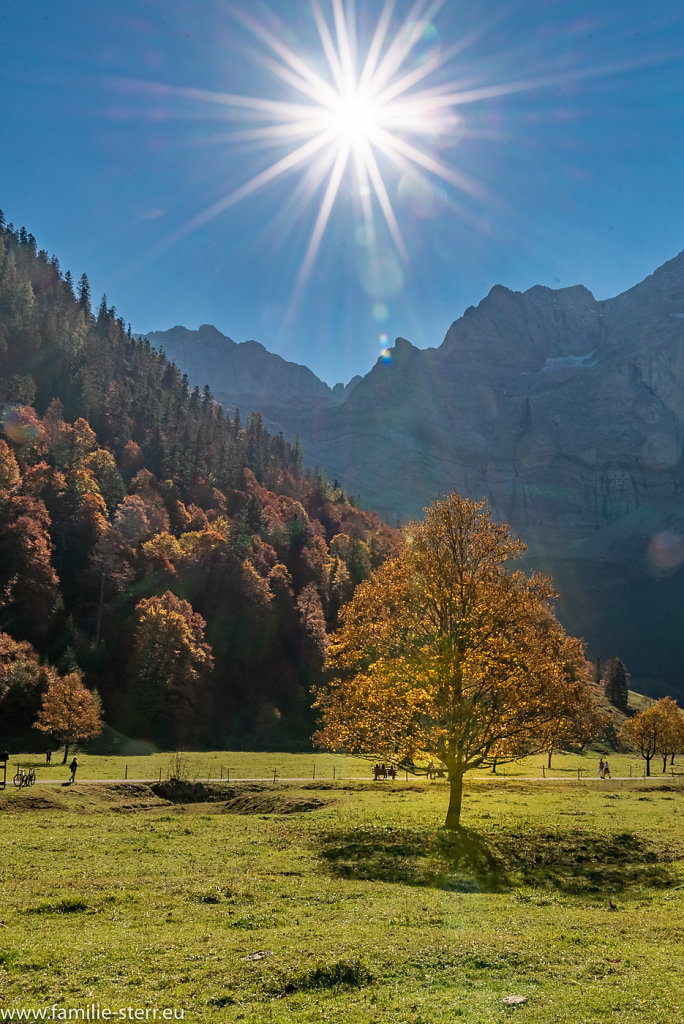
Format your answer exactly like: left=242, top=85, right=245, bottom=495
left=542, top=350, right=597, bottom=373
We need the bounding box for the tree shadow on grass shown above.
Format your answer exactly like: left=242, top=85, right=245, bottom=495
left=318, top=825, right=679, bottom=896
left=318, top=825, right=509, bottom=892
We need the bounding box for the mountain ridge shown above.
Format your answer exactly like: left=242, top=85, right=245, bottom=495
left=145, top=251, right=684, bottom=696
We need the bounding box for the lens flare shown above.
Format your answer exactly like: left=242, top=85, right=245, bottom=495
left=2, top=405, right=44, bottom=447
left=647, top=532, right=684, bottom=572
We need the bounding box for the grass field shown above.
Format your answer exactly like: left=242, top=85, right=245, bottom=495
left=6, top=746, right=681, bottom=784
left=1, top=761, right=683, bottom=1023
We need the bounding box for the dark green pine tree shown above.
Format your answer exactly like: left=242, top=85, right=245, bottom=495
left=63, top=270, right=75, bottom=302
left=96, top=294, right=110, bottom=334
left=77, top=272, right=92, bottom=318
left=603, top=656, right=629, bottom=710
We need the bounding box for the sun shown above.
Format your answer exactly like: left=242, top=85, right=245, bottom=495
left=135, top=0, right=644, bottom=303
left=154, top=0, right=490, bottom=290
left=327, top=89, right=381, bottom=146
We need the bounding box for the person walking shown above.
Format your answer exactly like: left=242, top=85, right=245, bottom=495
left=602, top=758, right=611, bottom=779
left=599, top=757, right=605, bottom=779
left=69, top=757, right=78, bottom=784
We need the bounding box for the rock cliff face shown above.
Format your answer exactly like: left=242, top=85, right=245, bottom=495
left=145, top=324, right=359, bottom=435
left=146, top=252, right=684, bottom=695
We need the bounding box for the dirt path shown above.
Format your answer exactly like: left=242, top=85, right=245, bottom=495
left=7, top=774, right=676, bottom=786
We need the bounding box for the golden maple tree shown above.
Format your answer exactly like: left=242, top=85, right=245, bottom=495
left=619, top=697, right=684, bottom=776
left=314, top=494, right=595, bottom=828
left=35, top=672, right=103, bottom=763
left=129, top=590, right=214, bottom=748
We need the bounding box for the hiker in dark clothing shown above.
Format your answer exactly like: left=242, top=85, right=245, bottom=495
left=69, top=757, right=78, bottom=783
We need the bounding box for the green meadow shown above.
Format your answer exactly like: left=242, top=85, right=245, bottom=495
left=2, top=761, right=684, bottom=1023
left=6, top=745, right=679, bottom=784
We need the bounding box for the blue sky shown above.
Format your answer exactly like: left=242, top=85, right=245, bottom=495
left=1, top=0, right=684, bottom=385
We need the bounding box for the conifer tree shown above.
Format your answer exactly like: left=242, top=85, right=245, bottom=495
left=77, top=273, right=91, bottom=317
left=63, top=270, right=75, bottom=301
left=603, top=656, right=629, bottom=710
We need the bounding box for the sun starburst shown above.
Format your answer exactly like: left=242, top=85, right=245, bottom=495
left=118, top=0, right=676, bottom=321
left=163, top=0, right=486, bottom=293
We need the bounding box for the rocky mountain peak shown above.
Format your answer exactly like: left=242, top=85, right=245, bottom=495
left=442, top=278, right=603, bottom=372
left=197, top=323, right=232, bottom=339
left=393, top=336, right=415, bottom=353
left=331, top=375, right=362, bottom=403
left=610, top=248, right=684, bottom=309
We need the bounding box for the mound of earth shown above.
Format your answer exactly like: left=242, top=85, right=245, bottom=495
left=102, top=783, right=154, bottom=796
left=0, top=793, right=65, bottom=811
left=151, top=778, right=328, bottom=813
left=222, top=792, right=326, bottom=814
left=151, top=779, right=231, bottom=803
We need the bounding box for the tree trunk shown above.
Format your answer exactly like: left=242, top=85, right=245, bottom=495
left=663, top=755, right=668, bottom=774
left=62, top=741, right=69, bottom=765
left=445, top=771, right=464, bottom=830
left=645, top=755, right=651, bottom=777
left=548, top=749, right=552, bottom=770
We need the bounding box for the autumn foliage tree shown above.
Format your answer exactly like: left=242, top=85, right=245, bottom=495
left=0, top=632, right=55, bottom=745
left=315, top=494, right=595, bottom=829
left=656, top=698, right=684, bottom=771
left=129, top=591, right=214, bottom=748
left=35, top=671, right=103, bottom=762
left=539, top=679, right=609, bottom=769
left=619, top=697, right=684, bottom=776
left=0, top=492, right=58, bottom=642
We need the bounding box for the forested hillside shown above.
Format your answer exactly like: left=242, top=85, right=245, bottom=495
left=0, top=213, right=399, bottom=751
